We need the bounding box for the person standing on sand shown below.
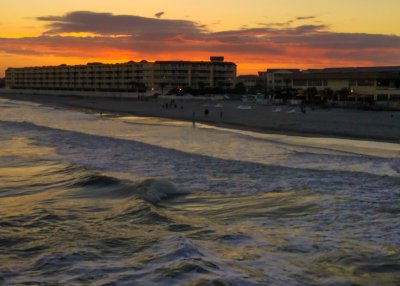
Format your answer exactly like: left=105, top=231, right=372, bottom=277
left=220, top=110, right=223, bottom=119
left=204, top=109, right=209, bottom=117
left=300, top=100, right=306, bottom=114
left=192, top=112, right=196, bottom=127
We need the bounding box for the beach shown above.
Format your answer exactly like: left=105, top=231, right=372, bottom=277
left=1, top=91, right=400, bottom=143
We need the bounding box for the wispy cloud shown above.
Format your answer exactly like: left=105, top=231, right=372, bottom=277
left=296, top=16, right=316, bottom=21
left=154, top=11, right=164, bottom=18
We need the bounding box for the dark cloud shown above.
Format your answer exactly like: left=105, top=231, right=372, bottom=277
left=296, top=16, right=316, bottom=20
left=272, top=31, right=400, bottom=49
left=289, top=24, right=328, bottom=34
left=0, top=11, right=398, bottom=67
left=322, top=49, right=400, bottom=66
left=154, top=11, right=164, bottom=18
left=0, top=46, right=45, bottom=56
left=259, top=20, right=294, bottom=27
left=37, top=11, right=206, bottom=40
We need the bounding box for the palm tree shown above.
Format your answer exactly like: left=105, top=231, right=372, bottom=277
left=337, top=87, right=349, bottom=101
left=304, top=87, right=317, bottom=101
left=322, top=88, right=334, bottom=101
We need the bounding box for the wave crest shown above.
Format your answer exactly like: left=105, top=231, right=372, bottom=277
left=135, top=179, right=188, bottom=205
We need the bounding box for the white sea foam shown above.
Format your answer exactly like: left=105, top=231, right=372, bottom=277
left=0, top=98, right=399, bottom=178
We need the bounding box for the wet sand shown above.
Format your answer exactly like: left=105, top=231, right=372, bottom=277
left=2, top=92, right=400, bottom=143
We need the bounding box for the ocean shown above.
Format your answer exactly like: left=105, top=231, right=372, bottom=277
left=0, top=97, right=399, bottom=285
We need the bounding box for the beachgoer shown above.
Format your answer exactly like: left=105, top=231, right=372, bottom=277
left=300, top=100, right=306, bottom=114
left=204, top=109, right=209, bottom=117
left=220, top=111, right=223, bottom=119
left=192, top=112, right=196, bottom=127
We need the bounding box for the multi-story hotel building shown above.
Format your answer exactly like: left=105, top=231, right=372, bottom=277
left=154, top=57, right=236, bottom=90
left=5, top=61, right=154, bottom=92
left=5, top=56, right=236, bottom=92
left=285, top=67, right=400, bottom=101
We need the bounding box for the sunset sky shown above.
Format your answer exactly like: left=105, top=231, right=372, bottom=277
left=1, top=0, right=400, bottom=76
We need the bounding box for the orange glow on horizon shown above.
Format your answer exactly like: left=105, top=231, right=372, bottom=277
left=1, top=53, right=387, bottom=78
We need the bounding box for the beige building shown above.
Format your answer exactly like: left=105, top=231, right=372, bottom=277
left=5, top=56, right=236, bottom=92
left=5, top=61, right=153, bottom=92
left=258, top=69, right=300, bottom=92
left=154, top=57, right=236, bottom=90
left=235, top=75, right=260, bottom=93
left=286, top=67, right=400, bottom=101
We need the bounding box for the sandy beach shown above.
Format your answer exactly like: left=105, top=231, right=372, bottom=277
left=1, top=91, right=400, bottom=143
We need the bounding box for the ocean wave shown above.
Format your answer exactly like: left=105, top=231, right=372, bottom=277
left=1, top=99, right=400, bottom=285
left=135, top=179, right=188, bottom=205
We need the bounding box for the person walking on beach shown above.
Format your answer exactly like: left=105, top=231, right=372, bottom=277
left=300, top=100, right=306, bottom=114
left=192, top=112, right=196, bottom=127
left=204, top=109, right=209, bottom=117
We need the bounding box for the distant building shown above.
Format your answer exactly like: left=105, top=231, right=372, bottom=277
left=235, top=75, right=260, bottom=93
left=258, top=69, right=300, bottom=92
left=154, top=57, right=236, bottom=90
left=5, top=61, right=154, bottom=92
left=5, top=57, right=236, bottom=92
left=285, top=66, right=400, bottom=101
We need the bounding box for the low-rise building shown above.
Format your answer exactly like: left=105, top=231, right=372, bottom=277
left=258, top=69, right=300, bottom=92
left=285, top=66, right=400, bottom=102
left=235, top=75, right=260, bottom=93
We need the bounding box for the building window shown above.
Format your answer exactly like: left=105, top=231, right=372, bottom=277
left=293, top=80, right=307, bottom=86
left=357, top=79, right=374, bottom=86
left=348, top=80, right=356, bottom=86
left=307, top=80, right=323, bottom=86
left=377, top=94, right=388, bottom=101
left=377, top=79, right=390, bottom=87
left=389, top=94, right=400, bottom=101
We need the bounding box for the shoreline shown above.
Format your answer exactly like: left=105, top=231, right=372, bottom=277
left=1, top=92, right=400, bottom=144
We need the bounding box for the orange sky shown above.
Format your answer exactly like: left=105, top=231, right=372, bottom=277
left=1, top=0, right=399, bottom=76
